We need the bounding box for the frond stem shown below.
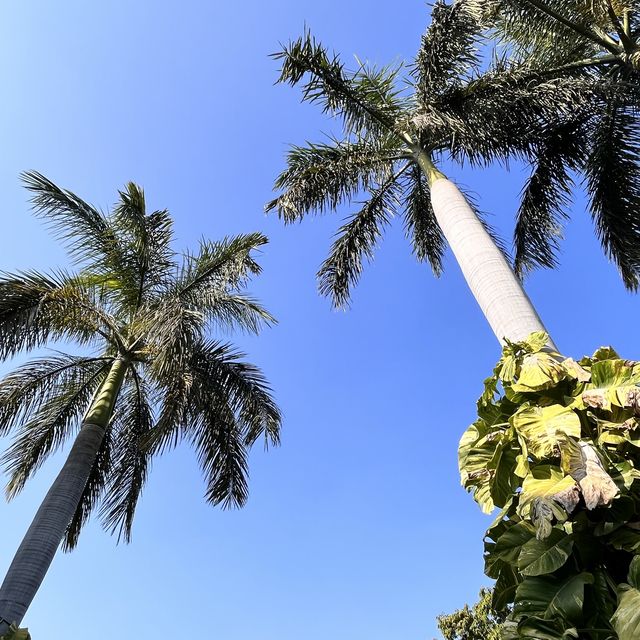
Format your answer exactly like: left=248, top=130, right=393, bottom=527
left=519, top=0, right=623, bottom=54
left=606, top=0, right=635, bottom=51
left=529, top=53, right=621, bottom=77
left=623, top=9, right=631, bottom=37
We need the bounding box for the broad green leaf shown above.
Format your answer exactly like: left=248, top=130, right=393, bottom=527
left=590, top=346, right=620, bottom=362
left=473, top=482, right=495, bottom=515
left=516, top=617, right=578, bottom=640
left=522, top=331, right=551, bottom=353
left=514, top=572, right=593, bottom=623
left=520, top=466, right=577, bottom=512
left=590, top=359, right=640, bottom=388
left=491, top=521, right=536, bottom=564
left=489, top=443, right=518, bottom=507
left=0, top=626, right=31, bottom=640
left=605, top=527, right=640, bottom=552
left=628, top=555, right=640, bottom=589
left=511, top=352, right=568, bottom=393
left=492, top=562, right=519, bottom=611
left=612, top=585, right=640, bottom=640
left=613, top=461, right=640, bottom=490
left=499, top=355, right=517, bottom=383
left=591, top=568, right=617, bottom=622
left=511, top=405, right=581, bottom=458
left=515, top=434, right=530, bottom=478
left=517, top=529, right=574, bottom=576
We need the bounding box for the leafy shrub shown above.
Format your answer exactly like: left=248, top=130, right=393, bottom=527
left=460, top=333, right=640, bottom=639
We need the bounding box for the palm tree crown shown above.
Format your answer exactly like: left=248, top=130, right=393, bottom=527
left=466, top=0, right=640, bottom=284
left=0, top=172, right=281, bottom=548
left=267, top=1, right=640, bottom=305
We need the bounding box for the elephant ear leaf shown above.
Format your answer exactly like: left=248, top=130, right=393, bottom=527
left=612, top=556, right=640, bottom=640
left=511, top=352, right=568, bottom=393
left=0, top=625, right=31, bottom=640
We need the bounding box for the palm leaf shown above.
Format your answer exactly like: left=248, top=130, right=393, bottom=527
left=585, top=97, right=640, bottom=289
left=112, top=183, right=175, bottom=310
left=414, top=0, right=482, bottom=102
left=0, top=270, right=123, bottom=359
left=22, top=171, right=125, bottom=271
left=266, top=138, right=399, bottom=222
left=513, top=121, right=587, bottom=277
left=274, top=31, right=403, bottom=139
left=0, top=354, right=111, bottom=437
left=402, top=164, right=446, bottom=275
left=2, top=359, right=111, bottom=497
left=100, top=370, right=153, bottom=543
left=317, top=167, right=407, bottom=307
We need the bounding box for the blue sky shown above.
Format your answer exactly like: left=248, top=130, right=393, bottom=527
left=0, top=2, right=638, bottom=639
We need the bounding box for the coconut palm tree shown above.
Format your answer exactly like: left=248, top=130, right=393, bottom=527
left=0, top=172, right=281, bottom=633
left=268, top=2, right=640, bottom=348
left=464, top=0, right=640, bottom=283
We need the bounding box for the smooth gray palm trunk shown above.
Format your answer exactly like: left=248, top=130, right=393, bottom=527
left=429, top=176, right=557, bottom=350
left=0, top=358, right=127, bottom=633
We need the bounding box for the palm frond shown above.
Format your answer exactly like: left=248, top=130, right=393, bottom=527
left=100, top=370, right=153, bottom=543
left=467, top=0, right=603, bottom=67
left=513, top=121, right=587, bottom=277
left=113, top=183, right=175, bottom=309
left=273, top=31, right=403, bottom=139
left=426, top=69, right=600, bottom=165
left=317, top=166, right=407, bottom=307
left=266, top=138, right=399, bottom=222
left=177, top=233, right=267, bottom=298
left=189, top=403, right=249, bottom=509
left=0, top=270, right=122, bottom=360
left=189, top=341, right=281, bottom=447
left=0, top=354, right=111, bottom=437
left=2, top=359, right=111, bottom=497
left=414, top=0, right=482, bottom=102
left=585, top=97, right=640, bottom=289
left=202, top=293, right=276, bottom=334
left=402, top=164, right=446, bottom=275
left=22, top=171, right=125, bottom=270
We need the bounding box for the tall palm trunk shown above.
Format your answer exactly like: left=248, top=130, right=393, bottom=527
left=0, top=358, right=128, bottom=633
left=417, top=152, right=557, bottom=350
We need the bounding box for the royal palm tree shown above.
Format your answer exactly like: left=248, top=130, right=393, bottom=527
left=268, top=1, right=640, bottom=347
left=0, top=173, right=281, bottom=632
left=463, top=0, right=640, bottom=283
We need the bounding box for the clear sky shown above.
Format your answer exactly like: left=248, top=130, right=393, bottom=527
left=0, top=2, right=637, bottom=639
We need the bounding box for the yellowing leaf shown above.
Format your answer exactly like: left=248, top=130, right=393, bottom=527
left=520, top=466, right=577, bottom=513
left=511, top=352, right=568, bottom=393
left=511, top=404, right=581, bottom=458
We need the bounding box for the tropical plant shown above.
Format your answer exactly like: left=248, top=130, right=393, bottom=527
left=435, top=587, right=507, bottom=640
left=460, top=331, right=640, bottom=638
left=0, top=625, right=30, bottom=640
left=0, top=172, right=281, bottom=633
left=465, top=0, right=640, bottom=285
left=268, top=1, right=640, bottom=347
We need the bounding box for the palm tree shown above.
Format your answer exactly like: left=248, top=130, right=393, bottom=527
left=268, top=2, right=640, bottom=347
left=0, top=172, right=281, bottom=633
left=465, top=0, right=640, bottom=284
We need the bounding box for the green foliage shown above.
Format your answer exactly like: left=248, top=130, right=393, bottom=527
left=0, top=624, right=30, bottom=640
left=435, top=588, right=507, bottom=640
left=467, top=0, right=640, bottom=287
left=268, top=3, right=637, bottom=307
left=460, top=332, right=640, bottom=638
left=0, top=173, right=281, bottom=547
